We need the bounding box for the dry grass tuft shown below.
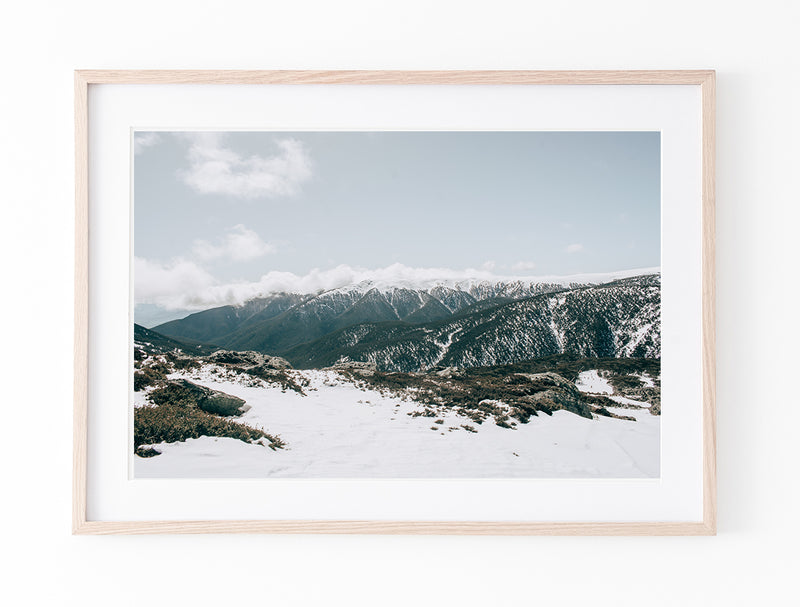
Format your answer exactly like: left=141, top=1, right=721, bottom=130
left=134, top=403, right=284, bottom=451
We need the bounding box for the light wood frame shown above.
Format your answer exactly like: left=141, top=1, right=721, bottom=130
left=74, top=70, right=716, bottom=535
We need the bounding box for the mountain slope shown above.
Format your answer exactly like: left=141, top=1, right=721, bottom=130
left=150, top=272, right=660, bottom=369
left=403, top=294, right=454, bottom=323
left=133, top=324, right=221, bottom=355
left=153, top=293, right=308, bottom=344
left=284, top=274, right=660, bottom=371
left=154, top=279, right=579, bottom=353
left=219, top=288, right=366, bottom=353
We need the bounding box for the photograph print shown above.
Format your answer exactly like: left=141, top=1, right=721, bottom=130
left=132, top=130, right=661, bottom=478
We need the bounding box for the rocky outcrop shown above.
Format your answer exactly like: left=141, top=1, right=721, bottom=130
left=506, top=372, right=593, bottom=419
left=206, top=349, right=290, bottom=370
left=328, top=360, right=378, bottom=376
left=173, top=379, right=250, bottom=416
left=514, top=372, right=582, bottom=396
left=433, top=366, right=465, bottom=379
left=520, top=390, right=593, bottom=419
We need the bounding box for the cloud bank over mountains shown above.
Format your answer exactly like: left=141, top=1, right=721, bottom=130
left=134, top=258, right=659, bottom=310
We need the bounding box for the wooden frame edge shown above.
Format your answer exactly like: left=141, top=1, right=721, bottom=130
left=73, top=69, right=717, bottom=536
left=74, top=70, right=89, bottom=534
left=74, top=69, right=715, bottom=86
left=74, top=520, right=715, bottom=536
left=700, top=71, right=717, bottom=535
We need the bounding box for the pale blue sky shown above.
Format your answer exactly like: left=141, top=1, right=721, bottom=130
left=134, top=131, right=660, bottom=324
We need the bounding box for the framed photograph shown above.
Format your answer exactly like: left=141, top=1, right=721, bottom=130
left=74, top=70, right=715, bottom=534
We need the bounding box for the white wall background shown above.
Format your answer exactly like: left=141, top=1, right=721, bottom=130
left=1, top=1, right=797, bottom=605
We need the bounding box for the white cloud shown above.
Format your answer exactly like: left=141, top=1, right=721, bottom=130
left=136, top=262, right=502, bottom=310
left=566, top=243, right=584, bottom=253
left=192, top=224, right=275, bottom=262
left=510, top=260, right=537, bottom=272
left=179, top=133, right=312, bottom=199
left=134, top=261, right=659, bottom=311
left=480, top=260, right=496, bottom=271
left=193, top=264, right=506, bottom=309
left=134, top=257, right=216, bottom=309
left=134, top=132, right=162, bottom=154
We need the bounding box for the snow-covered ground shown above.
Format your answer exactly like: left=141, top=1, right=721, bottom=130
left=135, top=367, right=660, bottom=479
left=575, top=369, right=614, bottom=395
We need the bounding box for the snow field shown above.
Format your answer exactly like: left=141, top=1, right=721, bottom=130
left=575, top=369, right=614, bottom=395
left=135, top=366, right=660, bottom=478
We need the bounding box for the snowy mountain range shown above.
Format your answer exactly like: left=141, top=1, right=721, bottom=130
left=151, top=270, right=660, bottom=372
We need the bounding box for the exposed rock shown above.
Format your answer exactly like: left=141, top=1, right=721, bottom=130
left=520, top=388, right=593, bottom=419
left=513, top=372, right=643, bottom=420
left=260, top=355, right=291, bottom=370
left=134, top=446, right=161, bottom=458
left=206, top=349, right=291, bottom=370
left=433, top=366, right=465, bottom=378
left=589, top=406, right=636, bottom=421
left=245, top=364, right=284, bottom=378
left=514, top=372, right=583, bottom=397
left=173, top=379, right=250, bottom=416
left=328, top=360, right=378, bottom=376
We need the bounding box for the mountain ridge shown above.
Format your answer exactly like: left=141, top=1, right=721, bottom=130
left=150, top=271, right=660, bottom=372
left=284, top=274, right=660, bottom=371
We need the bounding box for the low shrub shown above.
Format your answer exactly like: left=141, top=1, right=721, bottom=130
left=134, top=402, right=284, bottom=450
left=148, top=381, right=196, bottom=407
left=149, top=359, right=172, bottom=375
left=172, top=357, right=201, bottom=371
left=133, top=364, right=168, bottom=391
left=240, top=367, right=306, bottom=395
left=351, top=355, right=660, bottom=426
left=608, top=375, right=643, bottom=391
